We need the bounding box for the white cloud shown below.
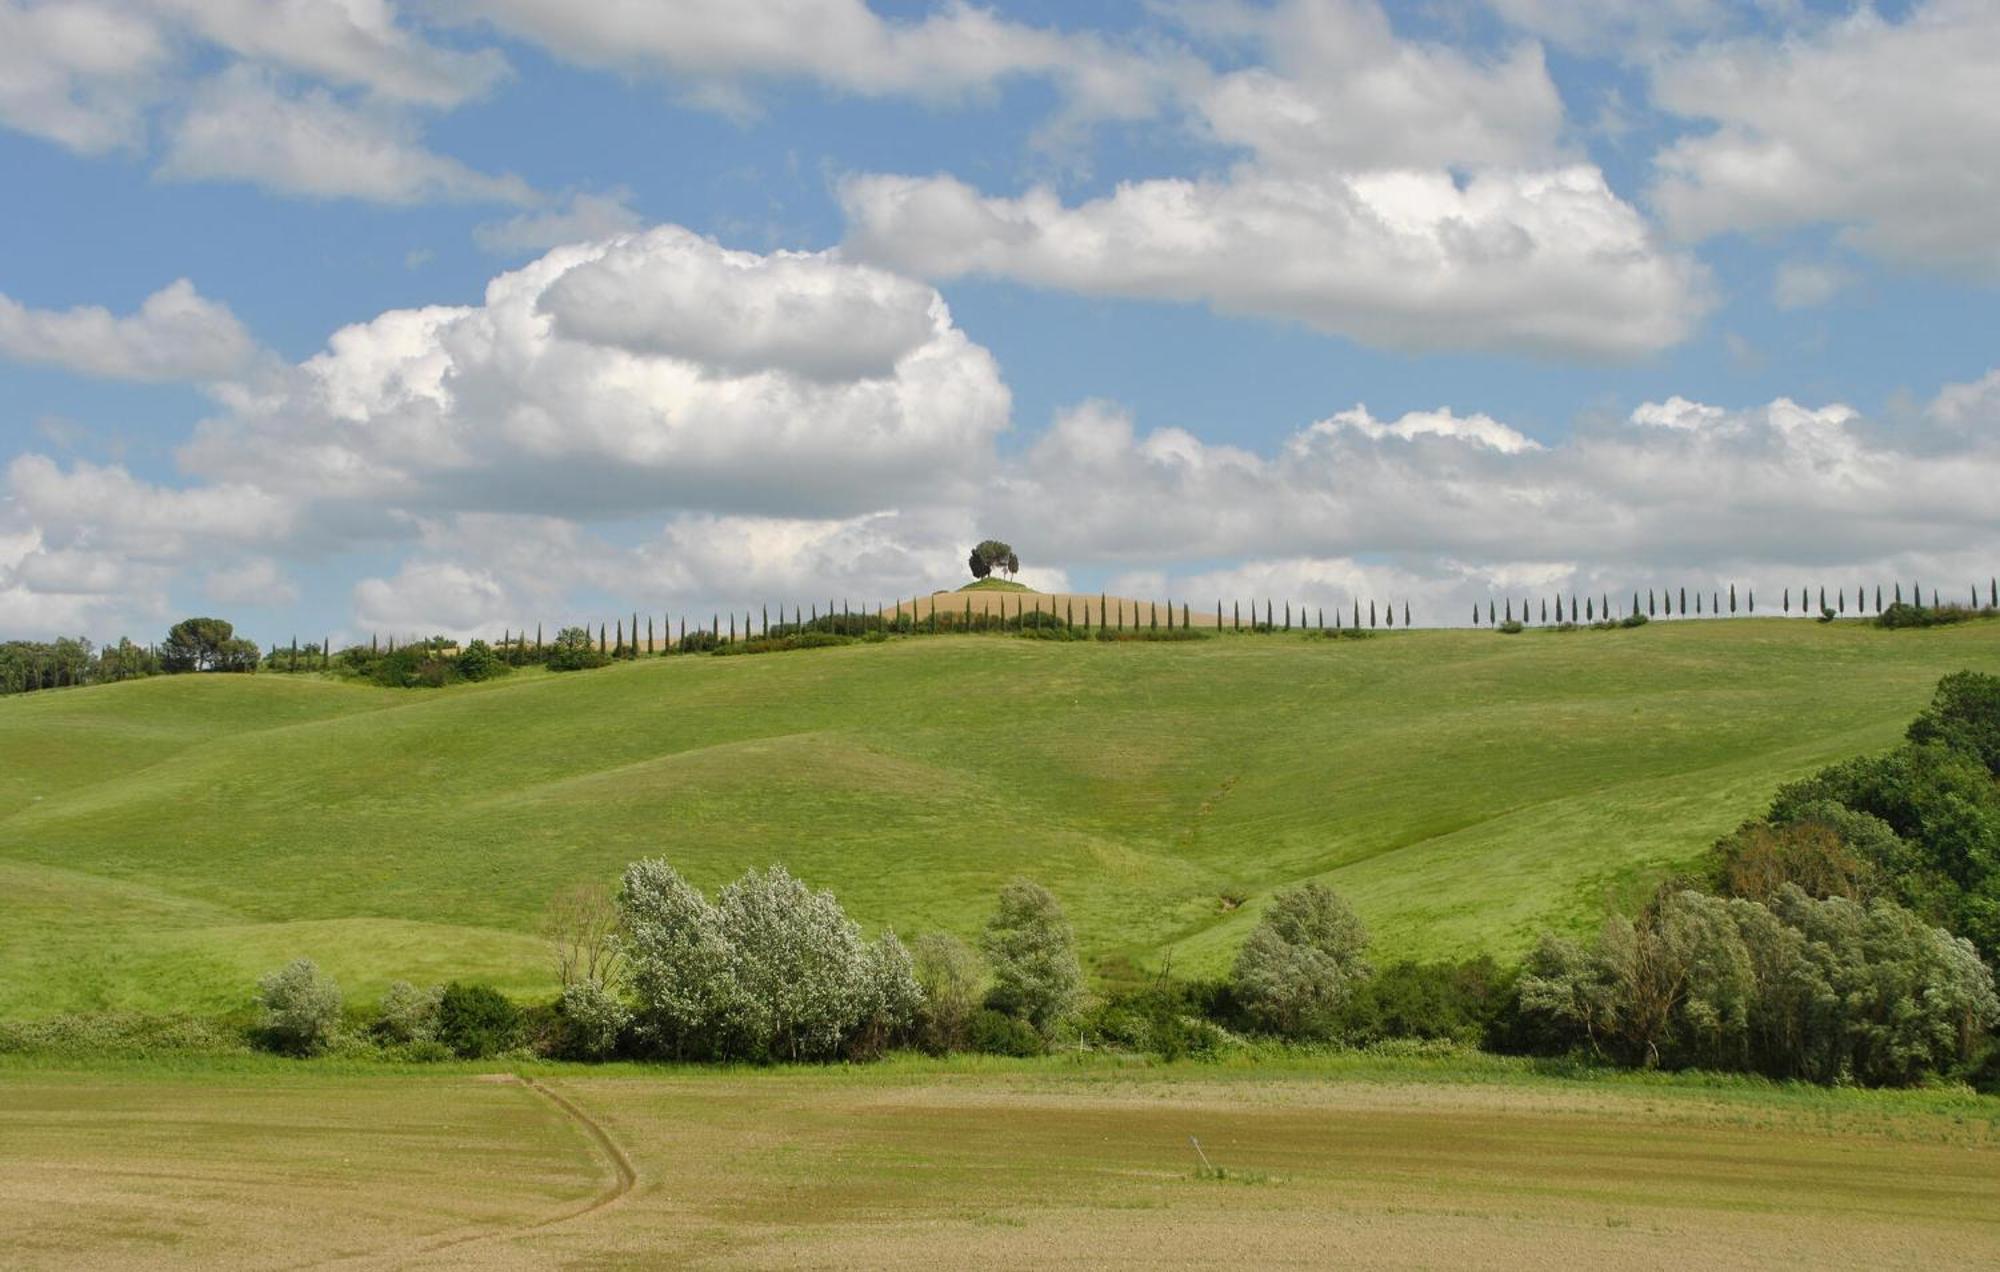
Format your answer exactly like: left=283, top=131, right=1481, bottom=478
left=353, top=559, right=512, bottom=635
left=0, top=279, right=261, bottom=382
left=439, top=0, right=1179, bottom=124
left=1770, top=259, right=1851, bottom=311
left=181, top=224, right=1011, bottom=520
left=1651, top=0, right=2000, bottom=274
left=474, top=189, right=645, bottom=255
left=0, top=0, right=169, bottom=153
left=202, top=556, right=299, bottom=607
left=159, top=65, right=534, bottom=204
left=1191, top=0, right=1566, bottom=171
left=1482, top=0, right=1766, bottom=55
left=841, top=167, right=1708, bottom=358
left=537, top=231, right=941, bottom=381
left=150, top=0, right=508, bottom=107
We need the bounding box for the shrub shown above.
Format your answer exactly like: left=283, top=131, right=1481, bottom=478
left=374, top=980, right=442, bottom=1045
left=982, top=878, right=1083, bottom=1036
left=616, top=858, right=919, bottom=1062
left=455, top=639, right=502, bottom=682
left=1907, top=670, right=2000, bottom=776
left=677, top=629, right=722, bottom=653
left=1705, top=819, right=1879, bottom=905
left=1335, top=957, right=1515, bottom=1048
left=435, top=983, right=520, bottom=1059
left=547, top=626, right=611, bottom=671
left=1518, top=885, right=1999, bottom=1083
left=257, top=959, right=343, bottom=1055
left=713, top=632, right=854, bottom=657
left=1877, top=602, right=1992, bottom=629
left=1619, top=613, right=1649, bottom=628
left=558, top=979, right=631, bottom=1060
left=968, top=1007, right=1045, bottom=1056
left=1231, top=882, right=1371, bottom=1039
left=912, top=932, right=985, bottom=1053
left=1496, top=620, right=1524, bottom=634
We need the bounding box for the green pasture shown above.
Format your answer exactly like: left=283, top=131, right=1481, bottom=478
left=3, top=618, right=1999, bottom=1016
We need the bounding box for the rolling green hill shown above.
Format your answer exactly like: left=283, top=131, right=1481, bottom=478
left=4, top=618, right=1998, bottom=1018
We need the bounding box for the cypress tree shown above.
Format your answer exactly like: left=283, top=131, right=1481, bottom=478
left=1729, top=584, right=1736, bottom=613
left=1679, top=587, right=1687, bottom=615
left=1838, top=589, right=1846, bottom=614
left=1990, top=578, right=1997, bottom=607
left=1586, top=596, right=1593, bottom=621
left=1555, top=595, right=1564, bottom=623
left=1540, top=598, right=1548, bottom=624
left=1221, top=600, right=1227, bottom=630
left=727, top=614, right=735, bottom=642
left=1167, top=599, right=1175, bottom=631
left=1266, top=599, right=1275, bottom=628
left=323, top=637, right=330, bottom=660
left=1487, top=598, right=1495, bottom=625
left=1065, top=597, right=1075, bottom=629
left=1232, top=600, right=1240, bottom=631
left=1369, top=600, right=1377, bottom=628
left=1875, top=585, right=1882, bottom=613
left=1472, top=604, right=1479, bottom=626
left=536, top=623, right=542, bottom=651
left=1183, top=602, right=1190, bottom=629
left=1403, top=600, right=1410, bottom=627
left=1384, top=603, right=1393, bottom=629
left=1694, top=594, right=1701, bottom=615
left=289, top=636, right=298, bottom=672
left=679, top=617, right=686, bottom=648
left=1317, top=606, right=1324, bottom=630
left=1648, top=589, right=1656, bottom=617
left=1283, top=602, right=1290, bottom=631
left=1818, top=586, right=1826, bottom=612
left=1505, top=599, right=1513, bottom=623
left=1914, top=580, right=1923, bottom=609
left=1748, top=590, right=1755, bottom=614
left=965, top=596, right=973, bottom=629
left=1783, top=588, right=1789, bottom=613
left=1894, top=582, right=1902, bottom=605
left=1354, top=598, right=1362, bottom=628
left=1932, top=587, right=1939, bottom=608
left=599, top=623, right=607, bottom=653
left=372, top=633, right=379, bottom=654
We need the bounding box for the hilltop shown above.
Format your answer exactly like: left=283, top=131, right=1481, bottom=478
left=3, top=618, right=1998, bottom=1017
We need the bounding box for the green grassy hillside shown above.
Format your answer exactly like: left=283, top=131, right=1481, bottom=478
left=4, top=619, right=1998, bottom=1017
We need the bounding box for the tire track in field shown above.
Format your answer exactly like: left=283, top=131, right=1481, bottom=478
left=308, top=1074, right=636, bottom=1269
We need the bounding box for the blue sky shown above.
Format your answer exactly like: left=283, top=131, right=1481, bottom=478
left=2, top=0, right=1997, bottom=645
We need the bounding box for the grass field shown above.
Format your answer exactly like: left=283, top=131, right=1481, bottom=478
left=3, top=1054, right=1996, bottom=1268
left=4, top=618, right=2000, bottom=1017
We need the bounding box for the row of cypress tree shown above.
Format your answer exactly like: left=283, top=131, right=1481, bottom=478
left=1472, top=578, right=2000, bottom=627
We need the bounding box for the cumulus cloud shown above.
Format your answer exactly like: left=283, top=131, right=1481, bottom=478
left=474, top=189, right=645, bottom=255
left=1189, top=0, right=1566, bottom=171
left=158, top=65, right=534, bottom=204
left=353, top=559, right=513, bottom=635
left=202, top=556, right=299, bottom=607
left=1771, top=260, right=1851, bottom=310
left=537, top=232, right=941, bottom=381
left=1651, top=0, right=2000, bottom=274
left=841, top=167, right=1708, bottom=358
left=438, top=0, right=1180, bottom=124
left=0, top=279, right=262, bottom=382
left=151, top=0, right=508, bottom=107
left=0, top=0, right=169, bottom=153
left=180, top=224, right=1010, bottom=521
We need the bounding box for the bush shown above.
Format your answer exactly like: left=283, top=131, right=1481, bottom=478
left=616, top=858, right=919, bottom=1062
left=1619, top=613, right=1649, bottom=628
left=1907, top=670, right=2000, bottom=776
left=1496, top=620, right=1524, bottom=634
left=1518, top=885, right=1998, bottom=1084
left=968, top=1007, right=1045, bottom=1056
left=257, top=959, right=343, bottom=1055
left=1335, top=958, right=1515, bottom=1048
left=374, top=980, right=442, bottom=1045
left=713, top=632, right=854, bottom=657
left=912, top=932, right=985, bottom=1053
left=982, top=878, right=1083, bottom=1036
left=1705, top=818, right=1879, bottom=905
left=547, top=626, right=611, bottom=671
left=455, top=639, right=503, bottom=682
left=676, top=629, right=722, bottom=653
left=1231, top=883, right=1371, bottom=1039
left=435, top=983, right=521, bottom=1059
left=558, top=979, right=631, bottom=1060
left=1877, top=602, right=1993, bottom=629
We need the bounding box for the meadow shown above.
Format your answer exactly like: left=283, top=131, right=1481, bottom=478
left=3, top=1053, right=1996, bottom=1268
left=4, top=616, right=1999, bottom=1017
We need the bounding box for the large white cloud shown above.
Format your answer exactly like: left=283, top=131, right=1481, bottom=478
left=180, top=224, right=1011, bottom=520
left=1651, top=0, right=2000, bottom=274
left=0, top=0, right=169, bottom=153
left=151, top=0, right=507, bottom=107
left=842, top=167, right=1707, bottom=358
left=158, top=64, right=533, bottom=204
left=438, top=0, right=1179, bottom=125
left=1190, top=0, right=1566, bottom=172
left=0, top=279, right=262, bottom=382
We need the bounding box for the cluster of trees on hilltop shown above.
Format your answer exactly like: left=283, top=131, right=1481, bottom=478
left=1477, top=578, right=2000, bottom=629
left=0, top=617, right=259, bottom=696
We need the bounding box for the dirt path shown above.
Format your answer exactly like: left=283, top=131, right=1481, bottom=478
left=311, top=1075, right=636, bottom=1270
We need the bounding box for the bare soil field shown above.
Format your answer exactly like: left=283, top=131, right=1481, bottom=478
left=4, top=1059, right=1996, bottom=1269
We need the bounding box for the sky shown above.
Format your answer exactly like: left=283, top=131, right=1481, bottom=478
left=2, top=0, right=1997, bottom=646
